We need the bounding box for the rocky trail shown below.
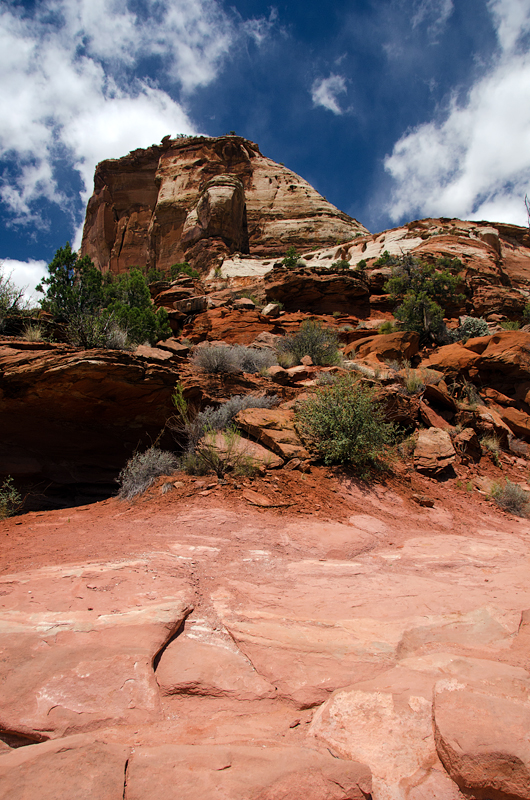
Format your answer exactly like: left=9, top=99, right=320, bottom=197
left=2, top=458, right=530, bottom=800
left=3, top=135, right=530, bottom=798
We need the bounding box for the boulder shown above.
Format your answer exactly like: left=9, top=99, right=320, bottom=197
left=234, top=407, right=309, bottom=460
left=434, top=683, right=530, bottom=800
left=476, top=330, right=530, bottom=380
left=344, top=331, right=420, bottom=363
left=497, top=406, right=530, bottom=441
left=453, top=428, right=482, bottom=461
left=414, top=428, right=456, bottom=473
left=199, top=430, right=284, bottom=470
left=261, top=303, right=281, bottom=318
left=233, top=297, right=256, bottom=311
left=471, top=284, right=526, bottom=318
left=420, top=344, right=481, bottom=374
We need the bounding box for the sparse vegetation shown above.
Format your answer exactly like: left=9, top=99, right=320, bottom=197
left=37, top=244, right=170, bottom=347
left=500, top=320, right=521, bottom=330
left=356, top=259, right=367, bottom=271
left=0, top=263, right=26, bottom=330
left=118, top=447, right=179, bottom=500
left=401, top=367, right=425, bottom=395
left=191, top=344, right=277, bottom=374
left=276, top=320, right=340, bottom=366
left=22, top=322, right=44, bottom=342
left=295, top=375, right=395, bottom=476
left=384, top=254, right=464, bottom=344
left=282, top=246, right=303, bottom=268
left=0, top=476, right=22, bottom=519
left=449, top=316, right=489, bottom=342
left=378, top=320, right=396, bottom=335
left=182, top=429, right=260, bottom=478
left=331, top=259, right=350, bottom=270
left=374, top=250, right=399, bottom=267
left=491, top=480, right=530, bottom=516
left=480, top=434, right=501, bottom=466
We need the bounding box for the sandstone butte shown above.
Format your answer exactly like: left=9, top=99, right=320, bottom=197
left=3, top=136, right=530, bottom=800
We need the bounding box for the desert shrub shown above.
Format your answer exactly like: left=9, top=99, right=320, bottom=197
left=118, top=447, right=179, bottom=500
left=523, top=304, right=530, bottom=324
left=374, top=250, right=399, bottom=267
left=23, top=323, right=44, bottom=342
left=105, top=322, right=133, bottom=350
left=0, top=264, right=26, bottom=331
left=170, top=386, right=277, bottom=453
left=282, top=246, right=303, bottom=268
left=491, top=480, right=530, bottom=517
left=384, top=255, right=464, bottom=344
left=182, top=429, right=260, bottom=478
left=331, top=259, right=350, bottom=270
left=317, top=372, right=337, bottom=385
left=480, top=434, right=501, bottom=466
left=231, top=346, right=277, bottom=374
left=356, top=259, right=367, bottom=271
left=38, top=246, right=170, bottom=346
left=378, top=321, right=395, bottom=335
left=449, top=316, right=489, bottom=342
left=192, top=345, right=276, bottom=374
left=436, top=256, right=463, bottom=272
left=276, top=320, right=340, bottom=366
left=295, top=375, right=395, bottom=476
left=500, top=320, right=521, bottom=330
left=192, top=345, right=239, bottom=374
left=401, top=367, right=425, bottom=395
left=0, top=476, right=22, bottom=519
left=170, top=262, right=200, bottom=280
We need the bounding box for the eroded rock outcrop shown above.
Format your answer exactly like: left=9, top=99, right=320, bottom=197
left=81, top=135, right=367, bottom=273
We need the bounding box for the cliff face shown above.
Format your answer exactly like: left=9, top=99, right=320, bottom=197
left=81, top=136, right=368, bottom=273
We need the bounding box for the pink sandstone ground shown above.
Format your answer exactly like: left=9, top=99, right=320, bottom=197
left=2, top=459, right=530, bottom=800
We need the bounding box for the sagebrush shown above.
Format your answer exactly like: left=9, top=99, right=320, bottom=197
left=276, top=320, right=340, bottom=366
left=192, top=345, right=277, bottom=374
left=491, top=481, right=530, bottom=517
left=0, top=476, right=21, bottom=519
left=118, top=448, right=179, bottom=499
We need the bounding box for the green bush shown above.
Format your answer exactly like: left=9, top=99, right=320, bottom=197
left=378, top=320, right=396, bottom=335
left=491, top=480, right=530, bottom=517
left=374, top=250, right=399, bottom=267
left=295, top=375, right=395, bottom=476
left=38, top=248, right=170, bottom=346
left=0, top=476, right=21, bottom=519
left=282, top=246, right=303, bottom=268
left=276, top=320, right=340, bottom=366
left=118, top=447, right=179, bottom=499
left=331, top=259, right=350, bottom=270
left=500, top=320, right=521, bottom=330
left=384, top=255, right=463, bottom=344
left=356, top=259, right=367, bottom=271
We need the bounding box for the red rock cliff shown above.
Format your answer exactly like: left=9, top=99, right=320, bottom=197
left=80, top=135, right=367, bottom=273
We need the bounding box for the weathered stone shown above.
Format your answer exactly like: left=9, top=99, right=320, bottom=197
left=261, top=303, right=281, bottom=318
left=419, top=400, right=453, bottom=430
left=234, top=407, right=309, bottom=460
left=420, top=344, right=481, bottom=374
left=345, top=331, right=420, bottom=363
left=414, top=428, right=456, bottom=473
left=264, top=265, right=369, bottom=315
left=134, top=344, right=174, bottom=361
left=81, top=136, right=367, bottom=274
left=453, top=428, right=482, bottom=461
left=497, top=406, right=530, bottom=441
left=434, top=683, right=530, bottom=800
left=126, top=744, right=372, bottom=800
left=233, top=297, right=255, bottom=311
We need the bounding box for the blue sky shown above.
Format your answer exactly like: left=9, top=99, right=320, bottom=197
left=2, top=0, right=530, bottom=301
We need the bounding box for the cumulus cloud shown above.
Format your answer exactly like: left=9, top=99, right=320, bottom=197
left=0, top=0, right=268, bottom=229
left=2, top=259, right=48, bottom=306
left=384, top=0, right=530, bottom=225
left=311, top=74, right=347, bottom=115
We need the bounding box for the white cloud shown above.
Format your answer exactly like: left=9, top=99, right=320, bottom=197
left=384, top=1, right=530, bottom=226
left=0, top=0, right=268, bottom=230
left=1, top=259, right=48, bottom=306
left=411, top=0, right=454, bottom=37
left=311, top=74, right=347, bottom=115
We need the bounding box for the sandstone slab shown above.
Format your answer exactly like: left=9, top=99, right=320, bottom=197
left=414, top=428, right=456, bottom=473
left=234, top=407, right=309, bottom=460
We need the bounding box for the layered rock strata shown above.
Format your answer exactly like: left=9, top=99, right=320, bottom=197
left=81, top=135, right=367, bottom=273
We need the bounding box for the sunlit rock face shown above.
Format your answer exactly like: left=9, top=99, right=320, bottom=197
left=81, top=135, right=367, bottom=273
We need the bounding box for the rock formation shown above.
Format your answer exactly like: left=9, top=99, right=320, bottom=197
left=81, top=135, right=367, bottom=273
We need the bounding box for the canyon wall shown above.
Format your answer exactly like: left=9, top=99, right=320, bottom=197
left=81, top=135, right=367, bottom=273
